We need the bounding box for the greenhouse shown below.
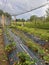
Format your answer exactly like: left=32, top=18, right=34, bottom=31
left=0, top=0, right=49, bottom=65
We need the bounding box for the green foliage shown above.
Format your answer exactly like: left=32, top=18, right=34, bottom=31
left=16, top=18, right=25, bottom=22
left=15, top=52, right=35, bottom=65
left=10, top=18, right=49, bottom=63
left=18, top=52, right=31, bottom=61
left=0, top=10, right=4, bottom=15
left=43, top=54, right=49, bottom=63
left=11, top=28, right=49, bottom=62
left=5, top=42, right=16, bottom=54
left=15, top=26, right=49, bottom=41
left=4, top=12, right=11, bottom=19
left=0, top=9, right=11, bottom=18
left=3, top=54, right=8, bottom=60
left=30, top=15, right=37, bottom=22
left=46, top=8, right=49, bottom=17
left=0, top=29, right=2, bottom=35
left=24, top=22, right=49, bottom=29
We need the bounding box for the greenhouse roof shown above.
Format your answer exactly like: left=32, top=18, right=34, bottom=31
left=0, top=0, right=49, bottom=16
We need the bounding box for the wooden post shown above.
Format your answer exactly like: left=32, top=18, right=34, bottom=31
left=14, top=16, right=16, bottom=22
left=1, top=14, right=5, bottom=27
left=14, top=16, right=16, bottom=25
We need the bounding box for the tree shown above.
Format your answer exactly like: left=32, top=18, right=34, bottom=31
left=30, top=15, right=37, bottom=21
left=16, top=18, right=25, bottom=22
left=4, top=12, right=11, bottom=19
left=46, top=8, right=49, bottom=22
left=46, top=8, right=49, bottom=17
left=30, top=15, right=38, bottom=24
left=0, top=10, right=4, bottom=15
left=0, top=10, right=11, bottom=19
left=21, top=19, right=25, bottom=22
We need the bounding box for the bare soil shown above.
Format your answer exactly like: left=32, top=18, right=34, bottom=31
left=0, top=29, right=9, bottom=65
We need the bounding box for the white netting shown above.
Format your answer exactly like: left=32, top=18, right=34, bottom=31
left=0, top=0, right=48, bottom=15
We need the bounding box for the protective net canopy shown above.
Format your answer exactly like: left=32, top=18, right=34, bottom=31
left=0, top=0, right=48, bottom=16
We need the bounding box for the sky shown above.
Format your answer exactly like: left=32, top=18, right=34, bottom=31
left=0, top=0, right=49, bottom=19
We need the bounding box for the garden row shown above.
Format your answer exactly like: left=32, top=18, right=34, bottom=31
left=11, top=28, right=49, bottom=63
left=4, top=28, right=36, bottom=65
left=15, top=21, right=49, bottom=29
left=11, top=25, right=49, bottom=42
left=4, top=28, right=16, bottom=55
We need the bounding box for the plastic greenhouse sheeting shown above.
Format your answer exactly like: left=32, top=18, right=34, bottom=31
left=0, top=0, right=48, bottom=15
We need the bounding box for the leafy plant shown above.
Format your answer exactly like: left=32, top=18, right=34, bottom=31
left=14, top=52, right=36, bottom=65
left=5, top=42, right=16, bottom=54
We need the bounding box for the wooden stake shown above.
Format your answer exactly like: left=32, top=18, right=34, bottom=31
left=1, top=14, right=5, bottom=27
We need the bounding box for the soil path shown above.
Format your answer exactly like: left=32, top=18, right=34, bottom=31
left=0, top=28, right=9, bottom=65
